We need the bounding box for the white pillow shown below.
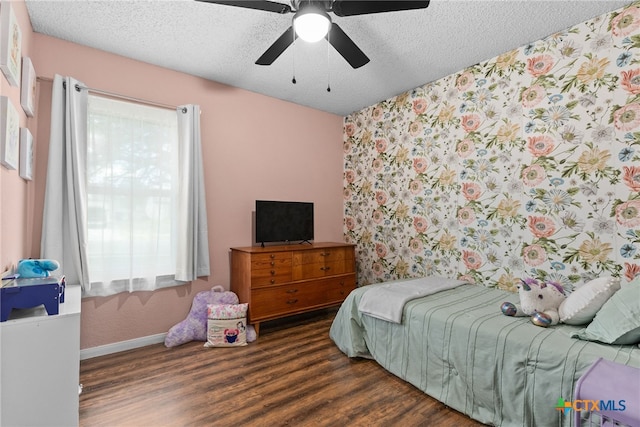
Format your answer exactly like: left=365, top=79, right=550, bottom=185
left=559, top=277, right=621, bottom=325
left=204, top=303, right=249, bottom=347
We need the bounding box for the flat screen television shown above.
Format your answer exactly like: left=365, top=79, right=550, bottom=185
left=255, top=200, right=314, bottom=246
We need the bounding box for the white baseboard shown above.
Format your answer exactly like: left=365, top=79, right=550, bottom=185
left=80, top=333, right=167, bottom=360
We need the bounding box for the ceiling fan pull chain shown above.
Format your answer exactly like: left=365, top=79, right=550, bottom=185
left=326, top=28, right=331, bottom=92
left=292, top=28, right=297, bottom=84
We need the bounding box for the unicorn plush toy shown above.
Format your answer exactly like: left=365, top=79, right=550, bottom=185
left=501, top=278, right=566, bottom=327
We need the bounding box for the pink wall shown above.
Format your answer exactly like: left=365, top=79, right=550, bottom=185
left=5, top=2, right=344, bottom=349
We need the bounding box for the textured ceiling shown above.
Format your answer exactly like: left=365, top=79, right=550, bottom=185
left=25, top=0, right=630, bottom=116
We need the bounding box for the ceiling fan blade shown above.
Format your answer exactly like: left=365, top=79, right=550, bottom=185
left=327, top=23, right=369, bottom=69
left=255, top=26, right=296, bottom=65
left=332, top=1, right=429, bottom=17
left=196, top=0, right=292, bottom=14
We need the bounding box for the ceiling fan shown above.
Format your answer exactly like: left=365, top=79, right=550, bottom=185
left=197, top=1, right=430, bottom=69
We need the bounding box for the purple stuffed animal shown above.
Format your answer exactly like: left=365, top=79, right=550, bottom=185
left=165, top=286, right=244, bottom=347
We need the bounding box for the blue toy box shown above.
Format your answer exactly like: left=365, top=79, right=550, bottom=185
left=0, top=276, right=66, bottom=322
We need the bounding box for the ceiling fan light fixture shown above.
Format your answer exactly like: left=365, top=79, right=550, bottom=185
left=293, top=8, right=331, bottom=43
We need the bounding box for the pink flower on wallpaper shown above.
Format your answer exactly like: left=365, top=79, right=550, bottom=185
left=621, top=68, right=640, bottom=95
left=461, top=114, right=482, bottom=132
left=413, top=98, right=428, bottom=115
left=523, top=244, right=547, bottom=266
left=457, top=139, right=475, bottom=158
left=458, top=206, right=476, bottom=225
left=372, top=261, right=385, bottom=276
left=458, top=274, right=476, bottom=284
left=614, top=103, right=640, bottom=131
left=413, top=216, right=428, bottom=233
left=611, top=6, right=640, bottom=37
left=409, top=120, right=423, bottom=136
left=372, top=209, right=384, bottom=224
left=521, top=84, right=546, bottom=108
left=624, top=262, right=640, bottom=281
left=375, top=243, right=387, bottom=258
left=343, top=140, right=352, bottom=154
left=409, top=179, right=423, bottom=195
left=527, top=135, right=555, bottom=157
left=375, top=138, right=388, bottom=153
left=372, top=107, right=384, bottom=121
left=623, top=166, right=640, bottom=192
left=616, top=200, right=640, bottom=227
left=372, top=158, right=383, bottom=172
left=462, top=182, right=482, bottom=201
left=345, top=170, right=356, bottom=184
left=522, top=164, right=546, bottom=187
left=409, top=237, right=423, bottom=253
left=528, top=216, right=556, bottom=238
left=462, top=250, right=482, bottom=270
left=345, top=217, right=355, bottom=231
left=343, top=188, right=352, bottom=200
left=527, top=55, right=555, bottom=77
left=413, top=157, right=428, bottom=174
left=344, top=123, right=356, bottom=137
left=456, top=71, right=474, bottom=91
left=375, top=191, right=388, bottom=206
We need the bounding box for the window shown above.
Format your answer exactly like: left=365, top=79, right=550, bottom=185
left=86, top=95, right=180, bottom=294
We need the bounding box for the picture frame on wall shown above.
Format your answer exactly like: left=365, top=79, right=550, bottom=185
left=19, top=127, right=33, bottom=180
left=0, top=2, right=22, bottom=87
left=1, top=96, right=19, bottom=170
left=21, top=57, right=36, bottom=117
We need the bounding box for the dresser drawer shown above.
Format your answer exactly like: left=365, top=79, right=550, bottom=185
left=292, top=260, right=354, bottom=280
left=293, top=247, right=352, bottom=265
left=251, top=252, right=291, bottom=269
left=322, top=274, right=357, bottom=303
left=250, top=284, right=315, bottom=320
left=251, top=267, right=292, bottom=287
left=249, top=274, right=355, bottom=321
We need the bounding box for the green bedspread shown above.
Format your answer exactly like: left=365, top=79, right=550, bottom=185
left=329, top=283, right=640, bottom=427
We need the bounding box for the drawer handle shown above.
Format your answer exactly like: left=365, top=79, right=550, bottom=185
left=286, top=289, right=298, bottom=294
left=270, top=254, right=275, bottom=259
left=287, top=299, right=298, bottom=304
left=271, top=270, right=276, bottom=275
left=320, top=252, right=331, bottom=256
left=320, top=266, right=331, bottom=271
left=270, top=279, right=276, bottom=284
left=270, top=261, right=275, bottom=266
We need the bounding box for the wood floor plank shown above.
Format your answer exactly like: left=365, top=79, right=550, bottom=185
left=79, top=309, right=484, bottom=426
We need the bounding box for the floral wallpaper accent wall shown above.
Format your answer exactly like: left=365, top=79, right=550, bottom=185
left=343, top=2, right=640, bottom=291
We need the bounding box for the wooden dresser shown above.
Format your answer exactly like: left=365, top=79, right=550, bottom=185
left=230, top=242, right=356, bottom=334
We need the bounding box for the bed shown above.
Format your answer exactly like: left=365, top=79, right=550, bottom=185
left=329, top=278, right=640, bottom=427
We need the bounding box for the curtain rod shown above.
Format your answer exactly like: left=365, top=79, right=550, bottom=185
left=36, top=76, right=181, bottom=112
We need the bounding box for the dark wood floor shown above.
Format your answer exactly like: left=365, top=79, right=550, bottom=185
left=79, top=309, right=485, bottom=426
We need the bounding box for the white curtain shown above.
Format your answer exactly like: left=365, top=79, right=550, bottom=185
left=84, top=95, right=181, bottom=296
left=41, top=75, right=90, bottom=290
left=41, top=78, right=210, bottom=296
left=175, top=104, right=210, bottom=281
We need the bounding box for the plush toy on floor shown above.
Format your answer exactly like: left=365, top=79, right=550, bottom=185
left=16, top=259, right=60, bottom=278
left=164, top=286, right=256, bottom=347
left=501, top=278, right=566, bottom=327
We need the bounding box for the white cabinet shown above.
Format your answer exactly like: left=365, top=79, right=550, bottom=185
left=0, top=284, right=81, bottom=426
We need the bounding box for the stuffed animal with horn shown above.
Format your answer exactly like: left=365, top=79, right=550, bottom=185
left=501, top=278, right=566, bottom=327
